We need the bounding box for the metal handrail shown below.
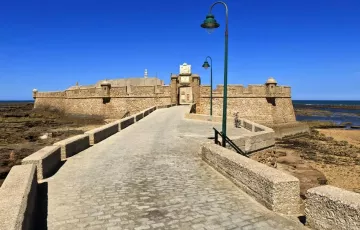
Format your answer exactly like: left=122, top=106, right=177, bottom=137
left=213, top=128, right=248, bottom=157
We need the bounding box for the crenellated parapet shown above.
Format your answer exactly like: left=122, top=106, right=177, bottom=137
left=34, top=84, right=171, bottom=99
left=200, top=84, right=291, bottom=98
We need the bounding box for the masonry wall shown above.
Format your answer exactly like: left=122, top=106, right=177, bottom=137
left=198, top=85, right=296, bottom=125
left=34, top=85, right=171, bottom=118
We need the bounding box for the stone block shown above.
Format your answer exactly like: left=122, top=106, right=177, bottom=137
left=144, top=109, right=150, bottom=117
left=22, top=145, right=61, bottom=180
left=120, top=116, right=135, bottom=130
left=305, top=185, right=360, bottom=230
left=53, top=134, right=90, bottom=160
left=85, top=121, right=119, bottom=145
left=0, top=164, right=37, bottom=230
left=201, top=143, right=300, bottom=215
left=135, top=112, right=144, bottom=121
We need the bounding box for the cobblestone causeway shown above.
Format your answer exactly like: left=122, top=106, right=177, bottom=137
left=44, top=106, right=306, bottom=230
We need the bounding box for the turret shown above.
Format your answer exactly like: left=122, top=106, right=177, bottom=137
left=100, top=80, right=111, bottom=98
left=265, top=77, right=277, bottom=97
left=32, top=89, right=38, bottom=99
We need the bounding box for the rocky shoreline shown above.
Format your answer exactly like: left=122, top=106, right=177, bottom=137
left=0, top=102, right=106, bottom=186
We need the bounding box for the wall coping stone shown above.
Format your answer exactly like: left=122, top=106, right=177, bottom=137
left=22, top=145, right=60, bottom=162
left=53, top=134, right=89, bottom=145
left=85, top=121, right=120, bottom=134
left=22, top=145, right=61, bottom=180
left=0, top=164, right=37, bottom=230
left=201, top=143, right=300, bottom=215
left=53, top=134, right=90, bottom=160
left=305, top=185, right=360, bottom=230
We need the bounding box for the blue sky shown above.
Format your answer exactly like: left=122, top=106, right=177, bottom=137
left=1, top=0, right=359, bottom=100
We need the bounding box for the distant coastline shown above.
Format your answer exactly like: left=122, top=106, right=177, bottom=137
left=0, top=100, right=34, bottom=103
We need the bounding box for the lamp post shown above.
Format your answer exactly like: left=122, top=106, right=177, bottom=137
left=201, top=1, right=229, bottom=147
left=202, top=56, right=213, bottom=119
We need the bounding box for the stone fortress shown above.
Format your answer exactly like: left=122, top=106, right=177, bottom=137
left=33, top=63, right=296, bottom=125
left=1, top=63, right=355, bottom=230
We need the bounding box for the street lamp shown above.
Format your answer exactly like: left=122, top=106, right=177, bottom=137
left=201, top=1, right=229, bottom=147
left=202, top=56, right=213, bottom=119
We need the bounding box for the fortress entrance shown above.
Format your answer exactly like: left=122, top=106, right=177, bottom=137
left=179, top=87, right=193, bottom=104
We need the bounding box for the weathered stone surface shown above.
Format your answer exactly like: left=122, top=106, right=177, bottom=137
left=85, top=121, right=120, bottom=145
left=269, top=122, right=310, bottom=138
left=120, top=116, right=135, bottom=130
left=201, top=143, right=301, bottom=215
left=305, top=185, right=360, bottom=230
left=22, top=145, right=61, bottom=180
left=135, top=112, right=144, bottom=121
left=0, top=164, right=37, bottom=230
left=53, top=134, right=90, bottom=160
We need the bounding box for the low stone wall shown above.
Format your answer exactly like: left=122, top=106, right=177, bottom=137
left=269, top=122, right=310, bottom=139
left=184, top=113, right=233, bottom=124
left=156, top=103, right=176, bottom=109
left=53, top=134, right=90, bottom=160
left=0, top=164, right=37, bottom=230
left=120, top=116, right=135, bottom=130
left=184, top=111, right=275, bottom=154
left=305, top=185, right=360, bottom=230
left=233, top=118, right=275, bottom=153
left=201, top=143, right=301, bottom=215
left=135, top=112, right=144, bottom=121
left=85, top=121, right=120, bottom=145
left=22, top=145, right=62, bottom=180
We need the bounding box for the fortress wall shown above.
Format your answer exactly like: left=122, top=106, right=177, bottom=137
left=272, top=98, right=296, bottom=124
left=110, top=87, right=127, bottom=96
left=33, top=85, right=171, bottom=118
left=198, top=97, right=275, bottom=124
left=200, top=85, right=291, bottom=97
left=198, top=85, right=296, bottom=125
left=34, top=91, right=67, bottom=111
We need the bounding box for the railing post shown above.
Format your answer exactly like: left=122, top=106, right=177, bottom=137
left=215, top=130, right=218, bottom=145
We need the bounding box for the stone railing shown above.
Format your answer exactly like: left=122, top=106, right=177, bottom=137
left=305, top=185, right=360, bottom=230
left=185, top=109, right=275, bottom=154
left=201, top=143, right=301, bottom=216
left=0, top=104, right=176, bottom=229
left=232, top=118, right=275, bottom=154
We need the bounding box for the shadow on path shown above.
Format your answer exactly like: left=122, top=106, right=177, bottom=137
left=34, top=182, right=48, bottom=230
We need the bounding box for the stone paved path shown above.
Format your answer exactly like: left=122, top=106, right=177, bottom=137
left=44, top=106, right=306, bottom=230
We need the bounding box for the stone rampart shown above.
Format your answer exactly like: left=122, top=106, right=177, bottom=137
left=34, top=85, right=171, bottom=118
left=198, top=85, right=296, bottom=125
left=201, top=143, right=300, bottom=215
left=305, top=185, right=360, bottom=230
left=200, top=84, right=291, bottom=97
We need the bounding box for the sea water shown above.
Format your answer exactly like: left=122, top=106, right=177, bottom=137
left=293, top=100, right=360, bottom=126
